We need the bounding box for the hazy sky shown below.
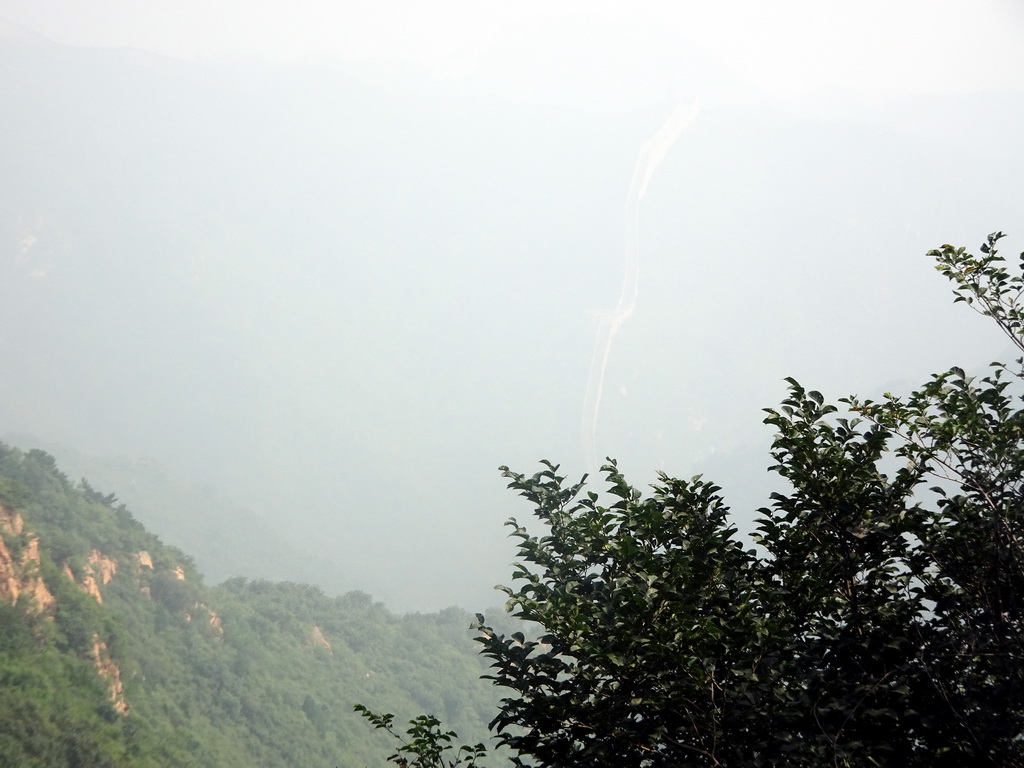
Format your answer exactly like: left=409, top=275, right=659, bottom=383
left=2, top=2, right=1024, bottom=611
left=4, top=1, right=1024, bottom=101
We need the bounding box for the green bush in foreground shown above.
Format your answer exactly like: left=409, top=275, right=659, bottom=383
left=362, top=232, right=1024, bottom=767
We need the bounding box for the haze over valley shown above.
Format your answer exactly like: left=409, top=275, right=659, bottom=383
left=2, top=2, right=1023, bottom=610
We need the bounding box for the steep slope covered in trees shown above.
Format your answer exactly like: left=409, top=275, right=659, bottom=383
left=0, top=444, right=499, bottom=767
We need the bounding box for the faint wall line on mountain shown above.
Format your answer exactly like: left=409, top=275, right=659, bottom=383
left=581, top=100, right=700, bottom=475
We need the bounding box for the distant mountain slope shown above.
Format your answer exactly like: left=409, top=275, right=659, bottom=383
left=0, top=441, right=500, bottom=767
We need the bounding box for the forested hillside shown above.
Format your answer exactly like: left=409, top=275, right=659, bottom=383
left=0, top=442, right=499, bottom=767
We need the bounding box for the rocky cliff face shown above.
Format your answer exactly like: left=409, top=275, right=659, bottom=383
left=0, top=501, right=193, bottom=715
left=65, top=549, right=119, bottom=603
left=309, top=624, right=332, bottom=653
left=0, top=503, right=55, bottom=611
left=91, top=636, right=129, bottom=714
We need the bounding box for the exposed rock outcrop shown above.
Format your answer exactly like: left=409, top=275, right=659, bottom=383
left=0, top=506, right=127, bottom=715
left=91, top=636, right=128, bottom=714
left=185, top=603, right=224, bottom=639
left=208, top=608, right=223, bottom=636
left=0, top=504, right=55, bottom=612
left=89, top=549, right=117, bottom=585
left=23, top=556, right=55, bottom=612
left=0, top=534, right=19, bottom=605
left=136, top=551, right=154, bottom=597
left=309, top=625, right=332, bottom=653
left=64, top=549, right=119, bottom=604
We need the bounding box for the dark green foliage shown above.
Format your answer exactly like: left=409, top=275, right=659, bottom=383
left=479, top=462, right=780, bottom=767
left=0, top=476, right=31, bottom=509
left=355, top=705, right=489, bottom=767
left=0, top=442, right=501, bottom=767
left=366, top=233, right=1024, bottom=767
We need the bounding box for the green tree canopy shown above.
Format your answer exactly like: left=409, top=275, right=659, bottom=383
left=363, top=232, right=1024, bottom=766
